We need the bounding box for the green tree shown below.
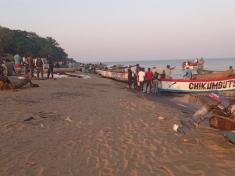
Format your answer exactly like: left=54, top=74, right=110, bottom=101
left=0, top=26, right=68, bottom=61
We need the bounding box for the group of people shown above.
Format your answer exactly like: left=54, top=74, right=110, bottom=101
left=182, top=57, right=205, bottom=69
left=14, top=55, right=55, bottom=80
left=0, top=59, right=16, bottom=76
left=127, top=64, right=175, bottom=94
left=0, top=54, right=55, bottom=90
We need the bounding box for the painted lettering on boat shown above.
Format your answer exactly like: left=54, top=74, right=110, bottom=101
left=189, top=80, right=235, bottom=90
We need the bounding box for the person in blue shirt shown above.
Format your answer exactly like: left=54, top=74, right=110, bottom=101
left=183, top=67, right=192, bottom=79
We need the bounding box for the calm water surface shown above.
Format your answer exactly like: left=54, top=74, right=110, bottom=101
left=105, top=58, right=234, bottom=78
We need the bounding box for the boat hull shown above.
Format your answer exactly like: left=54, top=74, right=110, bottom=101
left=96, top=70, right=128, bottom=82
left=209, top=116, right=235, bottom=131
left=193, top=70, right=235, bottom=80
left=197, top=69, right=222, bottom=74
left=159, top=77, right=235, bottom=93
left=53, top=68, right=77, bottom=73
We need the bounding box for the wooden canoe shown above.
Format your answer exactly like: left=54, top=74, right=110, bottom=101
left=197, top=69, right=222, bottom=74
left=209, top=115, right=235, bottom=131
left=193, top=70, right=235, bottom=80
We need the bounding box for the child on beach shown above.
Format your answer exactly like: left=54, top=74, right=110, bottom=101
left=161, top=70, right=166, bottom=79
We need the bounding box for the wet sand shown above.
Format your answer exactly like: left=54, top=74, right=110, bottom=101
left=0, top=75, right=235, bottom=176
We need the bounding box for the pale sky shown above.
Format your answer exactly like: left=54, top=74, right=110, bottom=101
left=0, top=0, right=235, bottom=62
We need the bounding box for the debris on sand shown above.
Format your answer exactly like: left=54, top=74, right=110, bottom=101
left=23, top=116, right=35, bottom=122
left=65, top=117, right=73, bottom=123
left=158, top=116, right=166, bottom=120
left=25, top=161, right=37, bottom=166
left=182, top=138, right=189, bottom=143
left=173, top=124, right=179, bottom=132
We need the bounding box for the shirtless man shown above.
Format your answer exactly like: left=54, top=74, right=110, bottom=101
left=0, top=61, right=15, bottom=90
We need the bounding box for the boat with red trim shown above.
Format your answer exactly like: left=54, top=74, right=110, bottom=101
left=158, top=76, right=235, bottom=93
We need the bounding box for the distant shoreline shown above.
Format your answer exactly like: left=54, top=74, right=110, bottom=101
left=103, top=57, right=234, bottom=64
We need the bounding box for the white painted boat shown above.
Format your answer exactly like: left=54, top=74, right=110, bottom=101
left=96, top=70, right=128, bottom=82
left=96, top=69, right=235, bottom=93
left=182, top=59, right=204, bottom=70
left=158, top=76, right=235, bottom=93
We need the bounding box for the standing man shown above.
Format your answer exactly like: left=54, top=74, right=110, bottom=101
left=1, top=59, right=8, bottom=76
left=153, top=71, right=159, bottom=95
left=165, top=65, right=175, bottom=79
left=36, top=58, right=44, bottom=80
left=22, top=57, right=29, bottom=75
left=0, top=60, right=14, bottom=90
left=183, top=67, right=193, bottom=80
left=47, top=56, right=54, bottom=79
left=28, top=56, right=35, bottom=78
left=133, top=72, right=138, bottom=89
left=5, top=59, right=16, bottom=76
left=127, top=66, right=132, bottom=88
left=145, top=68, right=153, bottom=93
left=14, top=54, right=22, bottom=74
left=134, top=64, right=140, bottom=90
left=138, top=68, right=145, bottom=93
left=229, top=66, right=233, bottom=72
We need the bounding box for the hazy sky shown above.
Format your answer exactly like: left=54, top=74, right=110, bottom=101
left=0, top=0, right=235, bottom=62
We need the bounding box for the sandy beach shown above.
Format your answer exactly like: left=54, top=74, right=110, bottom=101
left=0, top=75, right=235, bottom=176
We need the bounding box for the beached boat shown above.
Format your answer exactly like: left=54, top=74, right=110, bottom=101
left=97, top=69, right=235, bottom=93
left=158, top=76, right=235, bottom=93
left=52, top=68, right=78, bottom=73
left=182, top=58, right=204, bottom=70
left=96, top=69, right=128, bottom=82
left=193, top=70, right=235, bottom=80
left=196, top=68, right=222, bottom=74
left=209, top=115, right=235, bottom=144
left=63, top=72, right=90, bottom=79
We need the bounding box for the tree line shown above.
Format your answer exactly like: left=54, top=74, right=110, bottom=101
left=0, top=26, right=68, bottom=61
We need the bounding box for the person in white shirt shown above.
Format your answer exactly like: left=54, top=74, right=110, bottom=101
left=165, top=65, right=175, bottom=79
left=138, top=68, right=145, bottom=92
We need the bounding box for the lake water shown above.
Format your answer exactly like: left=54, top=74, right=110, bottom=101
left=105, top=58, right=234, bottom=78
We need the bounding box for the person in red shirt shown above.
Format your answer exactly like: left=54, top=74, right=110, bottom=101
left=145, top=67, right=153, bottom=93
